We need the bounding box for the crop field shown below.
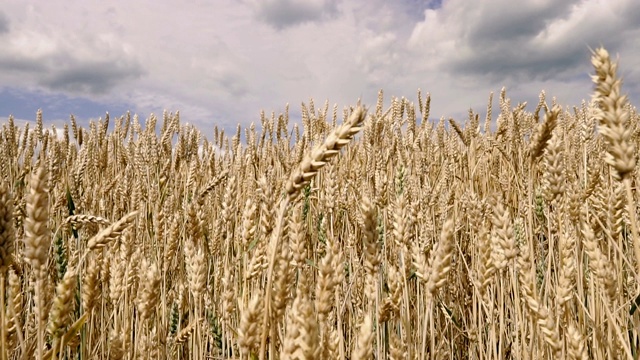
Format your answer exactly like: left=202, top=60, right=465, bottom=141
left=1, top=47, right=639, bottom=359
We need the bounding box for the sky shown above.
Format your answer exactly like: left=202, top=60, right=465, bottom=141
left=1, top=0, right=639, bottom=136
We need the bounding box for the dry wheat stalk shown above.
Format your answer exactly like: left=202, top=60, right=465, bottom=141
left=259, top=106, right=367, bottom=359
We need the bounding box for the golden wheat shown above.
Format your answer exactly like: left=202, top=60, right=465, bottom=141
left=2, top=46, right=640, bottom=359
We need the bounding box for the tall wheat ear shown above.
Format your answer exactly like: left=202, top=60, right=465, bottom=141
left=23, top=165, right=50, bottom=359
left=24, top=166, right=50, bottom=273
left=591, top=47, right=635, bottom=180
left=591, top=47, right=640, bottom=285
left=258, top=105, right=367, bottom=360
left=0, top=182, right=15, bottom=271
left=0, top=182, right=16, bottom=360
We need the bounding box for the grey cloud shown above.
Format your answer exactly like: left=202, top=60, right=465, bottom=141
left=466, top=1, right=577, bottom=43
left=0, top=11, right=9, bottom=34
left=448, top=43, right=589, bottom=83
left=255, top=0, right=338, bottom=30
left=619, top=2, right=640, bottom=29
left=0, top=39, right=145, bottom=95
left=40, top=60, right=145, bottom=95
left=0, top=57, right=48, bottom=73
left=214, top=70, right=248, bottom=97
left=441, top=1, right=636, bottom=83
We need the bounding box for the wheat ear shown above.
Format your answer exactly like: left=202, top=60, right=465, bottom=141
left=48, top=267, right=77, bottom=358
left=0, top=182, right=16, bottom=360
left=529, top=105, right=560, bottom=161
left=24, top=166, right=50, bottom=359
left=591, top=47, right=635, bottom=180
left=0, top=182, right=15, bottom=271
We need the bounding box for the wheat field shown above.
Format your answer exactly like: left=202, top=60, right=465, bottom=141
left=1, top=48, right=639, bottom=359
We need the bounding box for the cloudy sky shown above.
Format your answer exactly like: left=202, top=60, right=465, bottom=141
left=1, top=0, right=639, bottom=135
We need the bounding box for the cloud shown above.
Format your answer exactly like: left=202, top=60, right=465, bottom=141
left=0, top=11, right=9, bottom=34
left=253, top=0, right=339, bottom=29
left=188, top=38, right=250, bottom=98
left=0, top=29, right=145, bottom=96
left=40, top=60, right=144, bottom=95
left=1, top=0, right=640, bottom=134
left=409, top=0, right=640, bottom=84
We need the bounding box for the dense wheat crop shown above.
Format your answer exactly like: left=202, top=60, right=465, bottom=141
left=1, top=47, right=640, bottom=359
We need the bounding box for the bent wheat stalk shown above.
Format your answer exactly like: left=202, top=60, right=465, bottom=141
left=258, top=105, right=366, bottom=360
